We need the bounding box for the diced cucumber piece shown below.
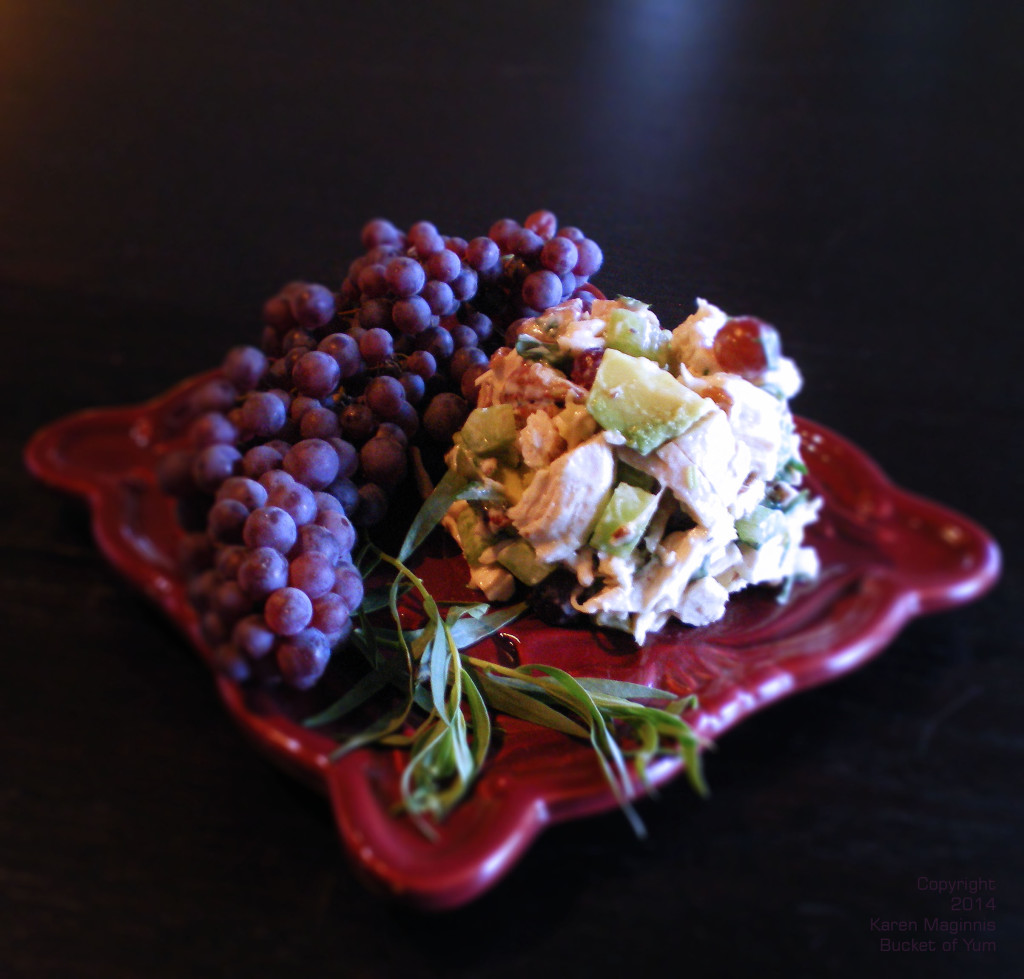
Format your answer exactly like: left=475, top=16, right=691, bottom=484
left=587, top=349, right=712, bottom=455
left=617, top=461, right=658, bottom=493
left=735, top=504, right=788, bottom=548
left=495, top=538, right=554, bottom=586
left=604, top=308, right=671, bottom=365
left=589, top=482, right=660, bottom=557
left=455, top=506, right=493, bottom=566
left=459, top=404, right=518, bottom=458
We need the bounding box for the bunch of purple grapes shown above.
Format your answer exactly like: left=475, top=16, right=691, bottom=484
left=157, top=211, right=604, bottom=691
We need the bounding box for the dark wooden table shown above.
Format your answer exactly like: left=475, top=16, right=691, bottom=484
left=3, top=2, right=1020, bottom=976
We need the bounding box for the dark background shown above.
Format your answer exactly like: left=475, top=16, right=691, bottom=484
left=2, top=2, right=1020, bottom=976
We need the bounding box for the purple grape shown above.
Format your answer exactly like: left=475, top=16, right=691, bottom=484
left=214, top=544, right=248, bottom=580
left=375, top=421, right=408, bottom=446
left=240, top=391, right=287, bottom=439
left=357, top=263, right=389, bottom=298
left=421, top=279, right=456, bottom=316
left=191, top=377, right=238, bottom=414
left=508, top=227, right=544, bottom=260
left=522, top=269, right=562, bottom=312
left=297, top=523, right=343, bottom=563
left=462, top=309, right=492, bottom=342
left=451, top=346, right=489, bottom=385
left=242, top=506, right=298, bottom=553
left=424, top=248, right=461, bottom=283
left=559, top=271, right=577, bottom=301
left=392, top=295, right=432, bottom=336
left=311, top=593, right=352, bottom=638
left=405, top=349, right=437, bottom=380
left=574, top=238, right=603, bottom=276
left=408, top=220, right=445, bottom=257
left=315, top=509, right=357, bottom=552
left=292, top=350, right=341, bottom=398
left=488, top=218, right=520, bottom=251
left=359, top=435, right=407, bottom=487
left=276, top=627, right=330, bottom=689
left=267, top=479, right=317, bottom=527
left=288, top=283, right=336, bottom=330
left=416, top=326, right=454, bottom=361
left=299, top=406, right=340, bottom=440
left=288, top=551, right=336, bottom=599
left=268, top=389, right=292, bottom=415
left=325, top=477, right=359, bottom=514
left=540, top=236, right=579, bottom=276
left=393, top=401, right=420, bottom=439
left=212, top=579, right=250, bottom=621
left=398, top=371, right=425, bottom=404
left=213, top=643, right=251, bottom=682
left=385, top=257, right=426, bottom=298
left=189, top=411, right=238, bottom=449
left=449, top=324, right=478, bottom=350
left=361, top=218, right=402, bottom=249
left=283, top=438, right=341, bottom=491
left=450, top=267, right=478, bottom=302
left=264, top=586, right=313, bottom=637
left=258, top=469, right=296, bottom=495
left=423, top=393, right=470, bottom=442
left=191, top=444, right=242, bottom=493
left=242, top=446, right=283, bottom=483
left=325, top=437, right=358, bottom=479
left=237, top=546, right=289, bottom=598
left=355, top=483, right=388, bottom=525
left=317, top=332, right=362, bottom=378
left=358, top=297, right=393, bottom=331
left=465, top=236, right=500, bottom=272
left=265, top=357, right=289, bottom=387
left=366, top=244, right=401, bottom=264
left=365, top=375, right=406, bottom=419
left=461, top=363, right=488, bottom=402
left=525, top=209, right=557, bottom=239
left=223, top=345, right=267, bottom=391
left=207, top=498, right=250, bottom=543
left=232, top=614, right=276, bottom=659
left=558, top=225, right=585, bottom=244
left=216, top=476, right=268, bottom=510
left=260, top=326, right=281, bottom=356
left=339, top=402, right=377, bottom=443
left=313, top=491, right=345, bottom=515
left=263, top=292, right=296, bottom=332
left=332, top=563, right=365, bottom=611
left=282, top=327, right=315, bottom=354
left=359, top=327, right=395, bottom=366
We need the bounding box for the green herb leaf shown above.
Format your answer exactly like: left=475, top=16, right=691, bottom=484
left=304, top=444, right=711, bottom=840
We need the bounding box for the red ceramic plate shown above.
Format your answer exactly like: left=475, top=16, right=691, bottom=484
left=25, top=373, right=1001, bottom=909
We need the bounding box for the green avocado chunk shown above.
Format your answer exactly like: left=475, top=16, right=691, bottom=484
left=589, top=481, right=660, bottom=557
left=604, top=308, right=671, bottom=365
left=495, top=538, right=554, bottom=586
left=459, top=404, right=518, bottom=458
left=586, top=349, right=711, bottom=455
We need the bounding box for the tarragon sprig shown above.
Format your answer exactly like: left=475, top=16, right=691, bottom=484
left=303, top=468, right=710, bottom=838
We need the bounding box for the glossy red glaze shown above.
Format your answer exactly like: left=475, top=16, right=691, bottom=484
left=25, top=373, right=1001, bottom=909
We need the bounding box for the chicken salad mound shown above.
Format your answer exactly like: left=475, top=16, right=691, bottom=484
left=442, top=296, right=821, bottom=643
